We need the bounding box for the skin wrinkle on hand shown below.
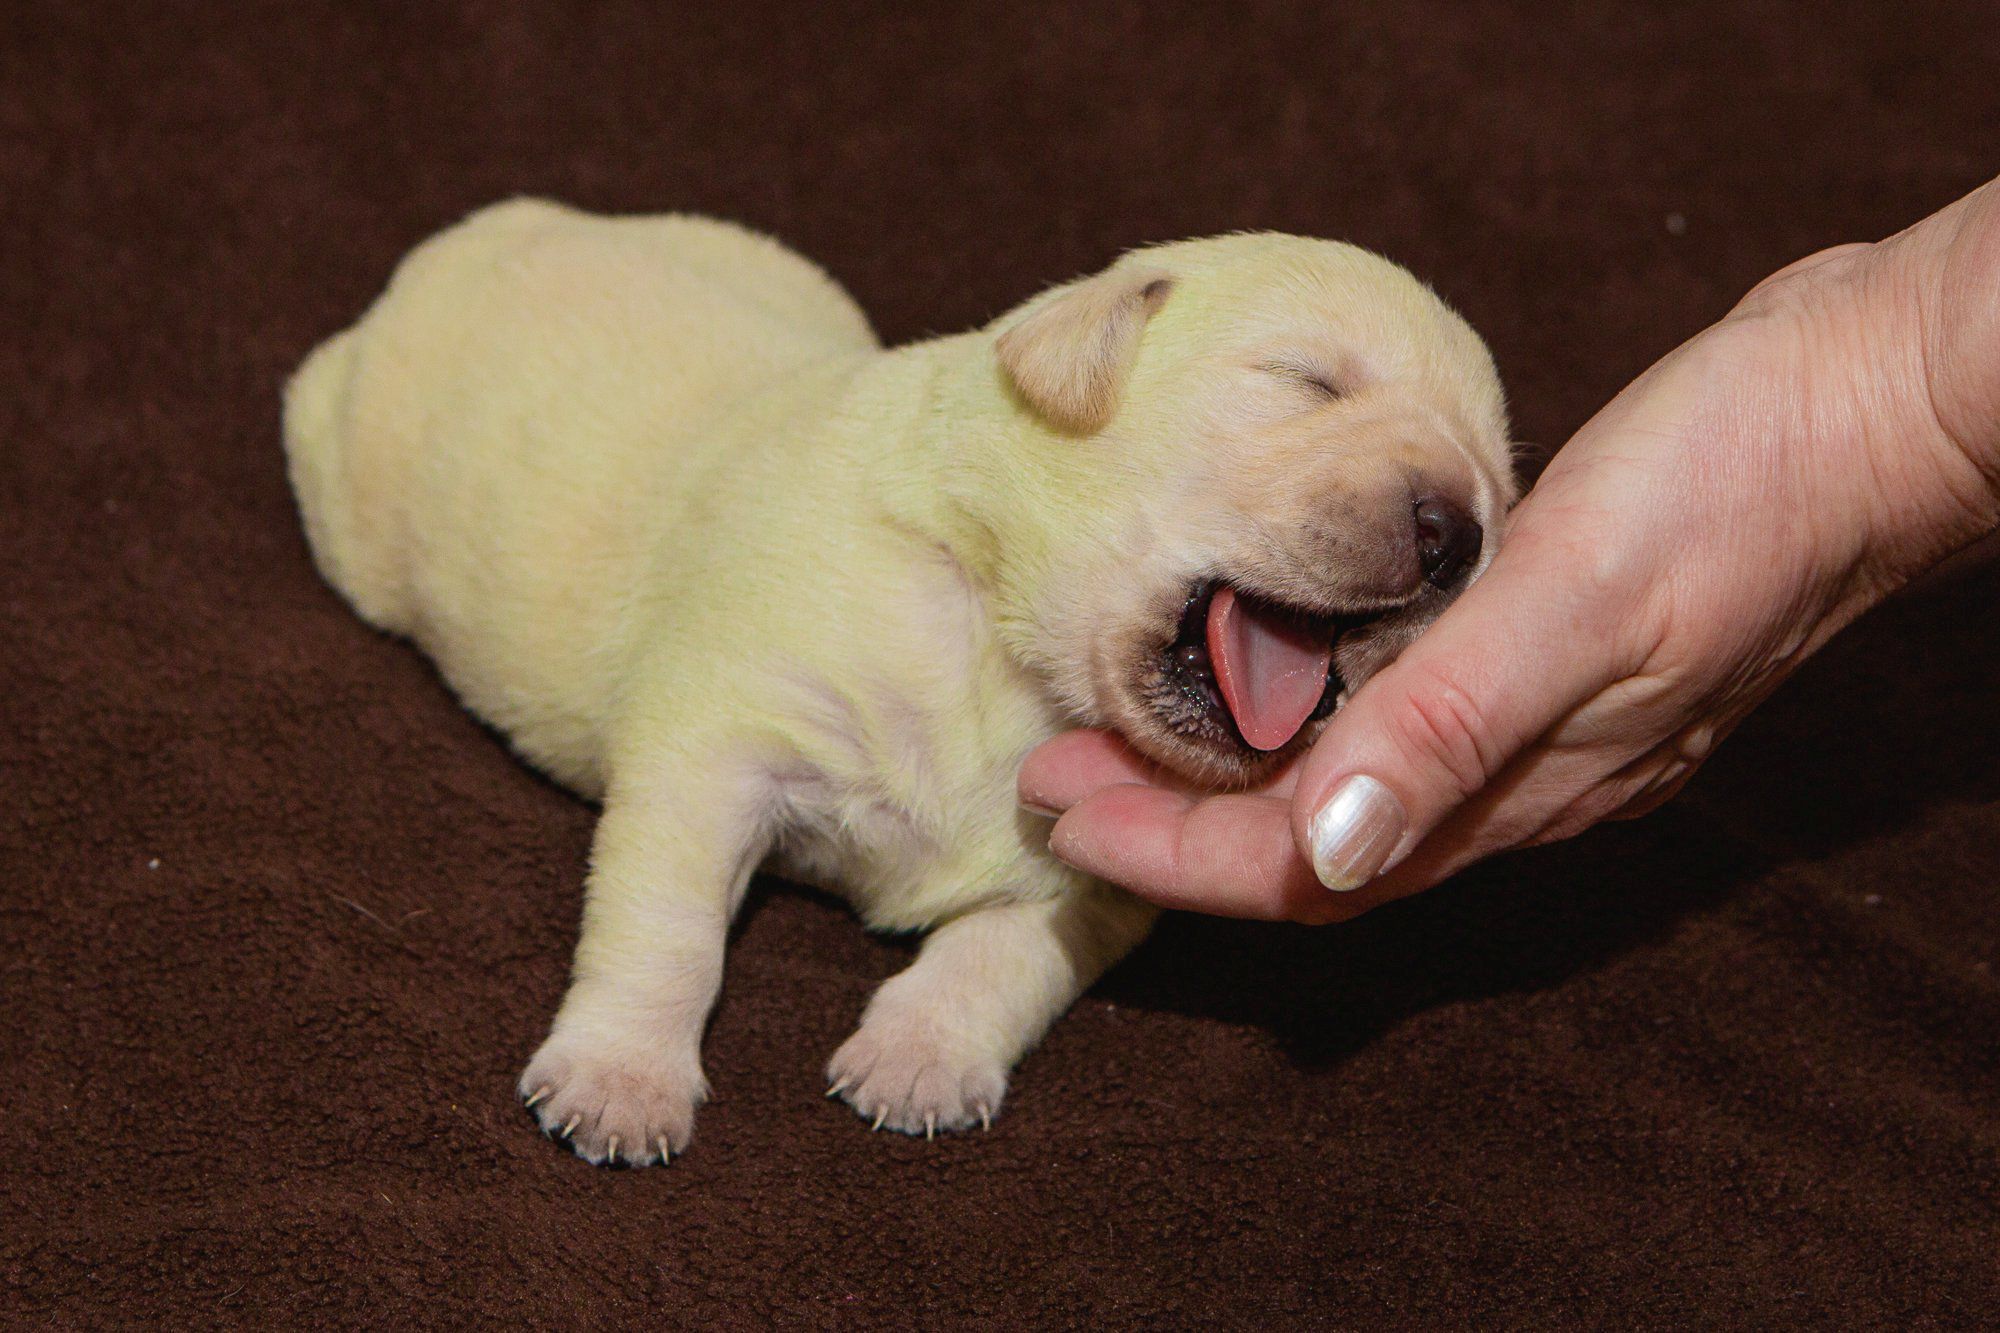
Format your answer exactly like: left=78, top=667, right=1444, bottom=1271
left=1049, top=805, right=1114, bottom=872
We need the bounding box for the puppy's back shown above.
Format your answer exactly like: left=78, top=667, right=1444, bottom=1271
left=283, top=199, right=878, bottom=791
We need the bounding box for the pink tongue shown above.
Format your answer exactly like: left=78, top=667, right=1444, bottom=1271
left=1205, top=585, right=1334, bottom=751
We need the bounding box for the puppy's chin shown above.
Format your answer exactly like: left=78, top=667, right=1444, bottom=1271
left=1092, top=580, right=1421, bottom=792
left=1110, top=697, right=1318, bottom=791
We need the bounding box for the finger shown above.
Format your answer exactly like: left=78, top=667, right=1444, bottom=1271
left=1018, top=730, right=1177, bottom=814
left=1364, top=731, right=1694, bottom=896
left=1048, top=784, right=1387, bottom=922
left=1020, top=727, right=1309, bottom=814
left=1616, top=756, right=1699, bottom=821
left=1291, top=523, right=1650, bottom=891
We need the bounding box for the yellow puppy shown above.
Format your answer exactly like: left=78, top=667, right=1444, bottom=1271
left=284, top=199, right=1515, bottom=1164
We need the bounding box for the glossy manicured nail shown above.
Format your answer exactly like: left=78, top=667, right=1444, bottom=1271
left=1307, top=775, right=1406, bottom=891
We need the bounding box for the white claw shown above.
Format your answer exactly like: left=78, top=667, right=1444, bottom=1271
left=560, top=1114, right=580, bottom=1139
left=607, top=1135, right=620, bottom=1164
left=523, top=1086, right=550, bottom=1110
left=656, top=1135, right=671, bottom=1166
left=826, top=1078, right=850, bottom=1099
left=924, top=1113, right=936, bottom=1142
left=978, top=1104, right=991, bottom=1132
left=871, top=1108, right=887, bottom=1132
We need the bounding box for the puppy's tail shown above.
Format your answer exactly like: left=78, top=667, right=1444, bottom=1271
left=282, top=325, right=409, bottom=633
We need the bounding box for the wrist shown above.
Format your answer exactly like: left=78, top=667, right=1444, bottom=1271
left=1905, top=178, right=2000, bottom=508
left=1757, top=184, right=2000, bottom=602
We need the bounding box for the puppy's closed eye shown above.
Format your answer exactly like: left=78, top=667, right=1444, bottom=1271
left=1261, top=358, right=1348, bottom=405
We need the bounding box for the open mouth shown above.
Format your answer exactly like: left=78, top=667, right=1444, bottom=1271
left=1157, top=580, right=1385, bottom=755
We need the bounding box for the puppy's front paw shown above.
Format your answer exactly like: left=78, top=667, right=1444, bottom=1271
left=825, top=1012, right=1008, bottom=1139
left=518, top=1027, right=706, bottom=1167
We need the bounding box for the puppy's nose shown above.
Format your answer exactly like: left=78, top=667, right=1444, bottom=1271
left=1414, top=496, right=1481, bottom=588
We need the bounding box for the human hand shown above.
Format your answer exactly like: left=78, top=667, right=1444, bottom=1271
left=1020, top=178, right=2000, bottom=923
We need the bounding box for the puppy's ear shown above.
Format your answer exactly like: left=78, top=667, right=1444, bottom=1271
left=997, top=267, right=1173, bottom=433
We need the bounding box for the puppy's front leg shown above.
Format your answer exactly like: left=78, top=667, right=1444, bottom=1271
left=827, top=884, right=1157, bottom=1136
left=519, top=753, right=769, bottom=1166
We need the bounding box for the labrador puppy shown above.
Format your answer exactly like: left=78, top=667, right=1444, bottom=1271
left=284, top=199, right=1515, bottom=1165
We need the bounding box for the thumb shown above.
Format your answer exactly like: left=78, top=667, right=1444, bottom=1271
left=1293, top=531, right=1635, bottom=891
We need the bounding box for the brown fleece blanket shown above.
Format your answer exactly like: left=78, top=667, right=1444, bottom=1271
left=4, top=2, right=1996, bottom=1325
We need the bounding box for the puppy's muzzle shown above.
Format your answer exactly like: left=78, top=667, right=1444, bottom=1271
left=1148, top=487, right=1485, bottom=763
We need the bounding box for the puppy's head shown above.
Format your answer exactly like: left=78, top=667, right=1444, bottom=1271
left=987, top=234, right=1517, bottom=788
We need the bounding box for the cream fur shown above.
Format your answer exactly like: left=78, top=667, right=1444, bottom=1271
left=284, top=199, right=1514, bottom=1163
left=996, top=266, right=1172, bottom=432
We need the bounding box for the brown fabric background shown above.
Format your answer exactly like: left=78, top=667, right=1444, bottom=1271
left=4, top=1, right=1997, bottom=1325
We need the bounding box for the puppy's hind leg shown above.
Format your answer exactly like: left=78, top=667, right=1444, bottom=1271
left=827, top=885, right=1157, bottom=1137
left=519, top=740, right=772, bottom=1167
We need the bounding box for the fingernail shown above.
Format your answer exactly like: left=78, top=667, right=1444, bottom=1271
left=1020, top=799, right=1062, bottom=819
left=1307, top=776, right=1406, bottom=891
